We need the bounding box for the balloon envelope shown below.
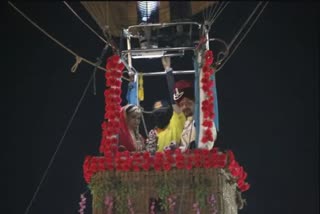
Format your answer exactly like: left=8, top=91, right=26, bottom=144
left=81, top=1, right=216, bottom=37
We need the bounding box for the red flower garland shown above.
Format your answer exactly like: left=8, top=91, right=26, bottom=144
left=83, top=148, right=250, bottom=192
left=99, top=55, right=124, bottom=155
left=227, top=150, right=250, bottom=192
left=201, top=50, right=215, bottom=143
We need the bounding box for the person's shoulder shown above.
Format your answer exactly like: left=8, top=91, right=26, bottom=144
left=172, top=111, right=184, bottom=118
left=170, top=112, right=186, bottom=123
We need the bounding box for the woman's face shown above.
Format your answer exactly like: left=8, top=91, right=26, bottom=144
left=126, top=111, right=141, bottom=130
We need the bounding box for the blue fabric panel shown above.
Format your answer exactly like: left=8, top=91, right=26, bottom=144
left=126, top=81, right=138, bottom=105
left=211, top=74, right=220, bottom=131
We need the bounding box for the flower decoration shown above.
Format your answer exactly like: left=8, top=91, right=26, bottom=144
left=167, top=195, right=177, bottom=214
left=83, top=148, right=249, bottom=194
left=201, top=50, right=216, bottom=143
left=207, top=193, right=218, bottom=214
left=128, top=197, right=135, bottom=214
left=78, top=193, right=87, bottom=214
left=99, top=55, right=124, bottom=155
left=192, top=202, right=201, bottom=214
left=104, top=196, right=114, bottom=214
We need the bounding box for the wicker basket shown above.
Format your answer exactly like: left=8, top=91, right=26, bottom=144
left=89, top=167, right=244, bottom=214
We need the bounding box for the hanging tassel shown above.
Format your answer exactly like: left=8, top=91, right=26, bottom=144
left=138, top=73, right=144, bottom=101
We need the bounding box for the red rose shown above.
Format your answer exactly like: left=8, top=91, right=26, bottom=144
left=142, top=162, right=151, bottom=171
left=204, top=50, right=214, bottom=66
left=203, top=71, right=211, bottom=79
left=111, top=55, right=121, bottom=64
left=186, top=161, right=193, bottom=170
left=240, top=171, right=248, bottom=180
left=175, top=154, right=184, bottom=162
left=104, top=89, right=110, bottom=97
left=114, top=88, right=121, bottom=96
left=154, top=152, right=164, bottom=160
left=237, top=179, right=244, bottom=188
left=153, top=163, right=162, bottom=171
left=176, top=161, right=185, bottom=169
left=240, top=183, right=250, bottom=192
left=116, top=63, right=125, bottom=71
left=143, top=151, right=151, bottom=159
left=204, top=160, right=211, bottom=169
left=163, top=162, right=171, bottom=171
left=105, top=71, right=111, bottom=79
left=132, top=165, right=140, bottom=172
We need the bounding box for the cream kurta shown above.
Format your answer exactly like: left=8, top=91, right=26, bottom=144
left=179, top=116, right=217, bottom=152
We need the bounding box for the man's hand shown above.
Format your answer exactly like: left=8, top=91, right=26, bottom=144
left=162, top=56, right=171, bottom=71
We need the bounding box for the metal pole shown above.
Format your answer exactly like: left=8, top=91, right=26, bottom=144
left=126, top=35, right=132, bottom=68
left=122, top=46, right=195, bottom=54
left=141, top=70, right=195, bottom=77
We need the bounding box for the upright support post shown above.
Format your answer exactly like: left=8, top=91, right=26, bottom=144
left=126, top=34, right=139, bottom=106
left=196, top=26, right=210, bottom=147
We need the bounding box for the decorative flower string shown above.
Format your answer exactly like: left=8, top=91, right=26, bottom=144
left=104, top=195, right=114, bottom=214
left=207, top=193, right=218, bottom=214
left=99, top=55, right=125, bottom=155
left=83, top=148, right=250, bottom=192
left=192, top=202, right=201, bottom=214
left=227, top=150, right=250, bottom=192
left=127, top=197, right=135, bottom=214
left=201, top=50, right=215, bottom=143
left=149, top=199, right=156, bottom=214
left=78, top=193, right=87, bottom=214
left=167, top=195, right=177, bottom=214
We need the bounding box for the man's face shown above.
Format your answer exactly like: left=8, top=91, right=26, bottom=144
left=178, top=97, right=194, bottom=117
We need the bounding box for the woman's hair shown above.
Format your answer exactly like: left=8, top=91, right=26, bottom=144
left=122, top=104, right=143, bottom=141
left=125, top=104, right=142, bottom=116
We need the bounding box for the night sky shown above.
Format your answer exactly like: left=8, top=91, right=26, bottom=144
left=5, top=2, right=319, bottom=214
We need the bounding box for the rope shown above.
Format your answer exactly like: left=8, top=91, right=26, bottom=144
left=140, top=112, right=149, bottom=138
left=216, top=2, right=269, bottom=72
left=209, top=1, right=230, bottom=26
left=208, top=1, right=223, bottom=23
left=142, top=107, right=170, bottom=114
left=23, top=65, right=97, bottom=214
left=8, top=1, right=130, bottom=82
left=71, top=56, right=82, bottom=73
left=62, top=1, right=108, bottom=44
left=227, top=2, right=263, bottom=49
left=8, top=2, right=105, bottom=71
left=203, top=1, right=217, bottom=24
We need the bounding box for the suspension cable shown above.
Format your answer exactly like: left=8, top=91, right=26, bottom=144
left=63, top=2, right=119, bottom=53
left=22, top=63, right=97, bottom=214
left=209, top=1, right=230, bottom=26
left=216, top=2, right=269, bottom=72
left=63, top=1, right=108, bottom=44
left=8, top=1, right=107, bottom=72
left=228, top=2, right=263, bottom=49
left=8, top=1, right=130, bottom=81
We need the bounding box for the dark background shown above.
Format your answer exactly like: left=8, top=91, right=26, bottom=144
left=5, top=2, right=319, bottom=214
